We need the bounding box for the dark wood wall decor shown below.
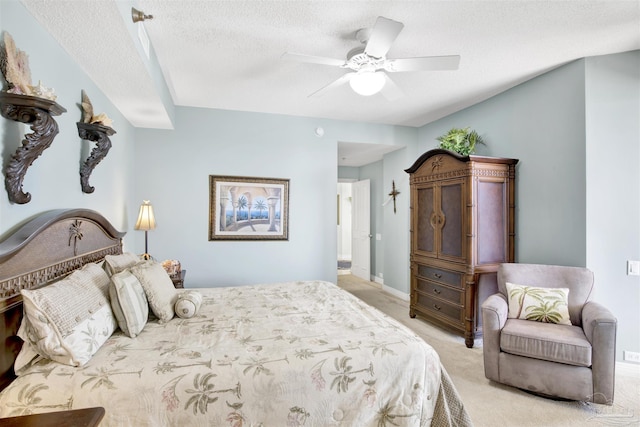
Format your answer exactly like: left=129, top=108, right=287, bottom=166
left=77, top=122, right=115, bottom=193
left=405, top=149, right=518, bottom=348
left=0, top=92, right=66, bottom=204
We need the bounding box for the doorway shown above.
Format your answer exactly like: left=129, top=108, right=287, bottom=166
left=337, top=180, right=370, bottom=280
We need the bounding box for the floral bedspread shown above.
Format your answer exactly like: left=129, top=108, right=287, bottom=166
left=0, top=281, right=471, bottom=426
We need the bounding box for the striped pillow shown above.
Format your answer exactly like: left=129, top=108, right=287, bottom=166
left=109, top=270, right=149, bottom=337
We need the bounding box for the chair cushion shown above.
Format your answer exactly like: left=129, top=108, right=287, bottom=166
left=500, top=319, right=592, bottom=367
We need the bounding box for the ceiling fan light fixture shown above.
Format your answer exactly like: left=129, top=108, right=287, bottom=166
left=349, top=71, right=385, bottom=96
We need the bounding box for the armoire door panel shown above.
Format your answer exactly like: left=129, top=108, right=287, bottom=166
left=416, top=186, right=435, bottom=254
left=477, top=180, right=506, bottom=264
left=439, top=181, right=464, bottom=261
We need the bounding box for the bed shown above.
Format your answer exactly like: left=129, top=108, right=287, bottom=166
left=0, top=209, right=472, bottom=426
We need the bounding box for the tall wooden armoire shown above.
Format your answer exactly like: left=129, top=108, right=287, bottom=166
left=405, top=149, right=518, bottom=347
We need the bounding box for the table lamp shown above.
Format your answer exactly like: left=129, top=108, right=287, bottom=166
left=134, top=200, right=156, bottom=260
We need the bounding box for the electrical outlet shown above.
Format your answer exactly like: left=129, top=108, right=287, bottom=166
left=627, top=260, right=640, bottom=276
left=623, top=351, right=640, bottom=363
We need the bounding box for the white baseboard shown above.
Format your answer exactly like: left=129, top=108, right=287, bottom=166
left=616, top=361, right=640, bottom=377
left=373, top=275, right=384, bottom=286
left=382, top=284, right=410, bottom=301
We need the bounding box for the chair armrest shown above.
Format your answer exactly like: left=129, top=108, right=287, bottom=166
left=482, top=294, right=508, bottom=330
left=481, top=294, right=508, bottom=382
left=582, top=301, right=617, bottom=404
left=582, top=301, right=616, bottom=344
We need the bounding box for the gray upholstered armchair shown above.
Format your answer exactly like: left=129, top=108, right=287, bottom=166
left=482, top=263, right=617, bottom=404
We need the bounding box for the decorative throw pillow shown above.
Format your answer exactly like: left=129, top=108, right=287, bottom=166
left=174, top=290, right=203, bottom=319
left=104, top=252, right=141, bottom=276
left=109, top=270, right=149, bottom=337
left=506, top=282, right=572, bottom=325
left=18, top=263, right=117, bottom=367
left=15, top=320, right=44, bottom=374
left=130, top=261, right=177, bottom=323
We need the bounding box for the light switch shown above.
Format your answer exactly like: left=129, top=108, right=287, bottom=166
left=627, top=260, right=640, bottom=276
left=376, top=233, right=382, bottom=241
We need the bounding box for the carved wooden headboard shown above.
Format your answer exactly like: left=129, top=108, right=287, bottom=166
left=0, top=209, right=125, bottom=390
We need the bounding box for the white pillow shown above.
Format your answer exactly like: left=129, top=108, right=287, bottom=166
left=17, top=263, right=117, bottom=367
left=109, top=270, right=149, bottom=337
left=174, top=291, right=203, bottom=319
left=130, top=261, right=177, bottom=323
left=104, top=252, right=141, bottom=276
left=506, top=282, right=572, bottom=325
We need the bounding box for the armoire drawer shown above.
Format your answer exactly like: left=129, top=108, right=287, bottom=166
left=415, top=293, right=463, bottom=324
left=415, top=265, right=464, bottom=289
left=415, top=278, right=464, bottom=305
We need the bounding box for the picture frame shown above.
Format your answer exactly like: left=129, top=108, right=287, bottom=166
left=209, top=175, right=289, bottom=241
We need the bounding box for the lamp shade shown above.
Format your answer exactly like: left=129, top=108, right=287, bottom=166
left=134, top=200, right=156, bottom=231
left=349, top=70, right=386, bottom=96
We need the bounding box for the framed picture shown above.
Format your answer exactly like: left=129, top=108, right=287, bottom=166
left=209, top=175, right=289, bottom=241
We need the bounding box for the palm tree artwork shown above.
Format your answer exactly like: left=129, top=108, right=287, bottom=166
left=211, top=176, right=289, bottom=240
left=253, top=199, right=267, bottom=220
left=237, top=196, right=248, bottom=221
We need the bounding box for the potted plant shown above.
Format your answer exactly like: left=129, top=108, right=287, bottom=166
left=436, top=127, right=485, bottom=155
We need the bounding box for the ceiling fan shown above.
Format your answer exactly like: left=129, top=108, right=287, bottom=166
left=282, top=16, right=460, bottom=99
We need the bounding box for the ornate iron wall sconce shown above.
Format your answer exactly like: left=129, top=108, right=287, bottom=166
left=0, top=92, right=66, bottom=204
left=77, top=122, right=116, bottom=193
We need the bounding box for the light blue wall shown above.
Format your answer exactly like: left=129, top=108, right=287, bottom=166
left=134, top=111, right=415, bottom=288
left=382, top=147, right=413, bottom=295
left=585, top=51, right=640, bottom=357
left=134, top=108, right=337, bottom=286
left=0, top=1, right=136, bottom=247
left=338, top=166, right=359, bottom=180
left=418, top=59, right=588, bottom=267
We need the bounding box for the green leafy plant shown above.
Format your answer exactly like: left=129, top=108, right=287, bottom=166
left=436, top=127, right=485, bottom=155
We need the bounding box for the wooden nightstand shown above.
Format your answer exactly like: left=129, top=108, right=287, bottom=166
left=170, top=270, right=186, bottom=288
left=0, top=407, right=105, bottom=427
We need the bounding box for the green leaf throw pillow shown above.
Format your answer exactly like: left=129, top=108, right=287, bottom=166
left=506, top=282, right=572, bottom=325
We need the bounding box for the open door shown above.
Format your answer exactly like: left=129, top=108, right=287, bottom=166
left=351, top=179, right=371, bottom=281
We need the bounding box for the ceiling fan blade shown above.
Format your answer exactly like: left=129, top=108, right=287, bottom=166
left=364, top=16, right=404, bottom=59
left=308, top=73, right=354, bottom=98
left=380, top=74, right=404, bottom=101
left=281, top=52, right=346, bottom=67
left=384, top=55, right=461, bottom=72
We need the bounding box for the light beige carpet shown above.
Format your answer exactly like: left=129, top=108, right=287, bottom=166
left=337, top=274, right=640, bottom=427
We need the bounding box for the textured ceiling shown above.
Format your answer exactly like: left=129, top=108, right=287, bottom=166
left=21, top=0, right=640, bottom=166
